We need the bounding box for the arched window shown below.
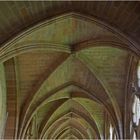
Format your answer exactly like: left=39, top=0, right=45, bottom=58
left=109, top=124, right=113, bottom=140
left=113, top=133, right=117, bottom=140
left=130, top=120, right=133, bottom=133
left=137, top=65, right=140, bottom=87
left=133, top=131, right=137, bottom=140
left=132, top=95, right=140, bottom=126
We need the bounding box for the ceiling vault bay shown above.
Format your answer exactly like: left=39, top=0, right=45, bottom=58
left=0, top=1, right=140, bottom=139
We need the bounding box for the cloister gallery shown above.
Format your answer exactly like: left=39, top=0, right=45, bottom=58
left=0, top=1, right=140, bottom=139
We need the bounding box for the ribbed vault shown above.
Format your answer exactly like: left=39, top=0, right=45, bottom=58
left=0, top=3, right=139, bottom=139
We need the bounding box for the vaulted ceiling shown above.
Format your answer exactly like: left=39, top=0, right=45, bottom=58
left=0, top=1, right=140, bottom=139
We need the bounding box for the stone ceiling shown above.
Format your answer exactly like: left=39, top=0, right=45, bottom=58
left=0, top=1, right=140, bottom=47
left=0, top=1, right=140, bottom=139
